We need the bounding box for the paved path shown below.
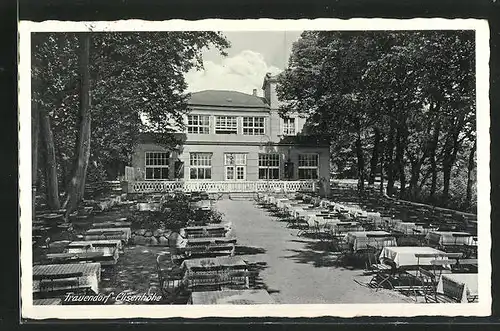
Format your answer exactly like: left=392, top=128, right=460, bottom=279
left=216, top=199, right=411, bottom=304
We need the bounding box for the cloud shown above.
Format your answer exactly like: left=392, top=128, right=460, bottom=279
left=185, top=50, right=282, bottom=96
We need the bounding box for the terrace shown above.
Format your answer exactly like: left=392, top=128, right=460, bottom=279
left=31, top=182, right=478, bottom=305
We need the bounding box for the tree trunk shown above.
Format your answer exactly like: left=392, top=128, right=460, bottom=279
left=409, top=160, right=422, bottom=200
left=355, top=134, right=365, bottom=193
left=385, top=120, right=396, bottom=196
left=39, top=110, right=61, bottom=210
left=369, top=127, right=380, bottom=185
left=465, top=139, right=477, bottom=207
left=395, top=127, right=406, bottom=198
left=442, top=128, right=461, bottom=205
left=379, top=138, right=385, bottom=195
left=32, top=101, right=40, bottom=217
left=65, top=33, right=92, bottom=214
left=429, top=121, right=440, bottom=202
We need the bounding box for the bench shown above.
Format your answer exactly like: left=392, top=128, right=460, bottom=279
left=33, top=271, right=93, bottom=296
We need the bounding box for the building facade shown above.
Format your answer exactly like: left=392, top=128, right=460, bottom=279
left=129, top=74, right=330, bottom=194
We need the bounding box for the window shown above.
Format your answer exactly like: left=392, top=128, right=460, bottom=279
left=187, top=115, right=210, bottom=134
left=258, top=154, right=280, bottom=180
left=298, top=154, right=319, bottom=179
left=215, top=116, right=238, bottom=134
left=224, top=153, right=246, bottom=180
left=283, top=117, right=296, bottom=135
left=145, top=152, right=170, bottom=180
left=243, top=117, right=265, bottom=135
left=189, top=153, right=212, bottom=179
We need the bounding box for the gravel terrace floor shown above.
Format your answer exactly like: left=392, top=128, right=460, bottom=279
left=216, top=198, right=413, bottom=304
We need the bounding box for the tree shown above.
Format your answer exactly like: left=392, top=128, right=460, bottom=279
left=277, top=30, right=476, bottom=211
left=64, top=33, right=92, bottom=212
left=32, top=31, right=230, bottom=213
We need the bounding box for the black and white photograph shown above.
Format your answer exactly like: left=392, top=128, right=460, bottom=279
left=19, top=19, right=490, bottom=318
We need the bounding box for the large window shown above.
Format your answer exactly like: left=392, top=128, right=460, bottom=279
left=145, top=152, right=170, bottom=180
left=298, top=154, right=319, bottom=179
left=283, top=117, right=296, bottom=135
left=189, top=153, right=212, bottom=179
left=259, top=154, right=280, bottom=180
left=243, top=117, right=265, bottom=135
left=215, top=116, right=238, bottom=134
left=187, top=115, right=210, bottom=134
left=224, top=153, right=247, bottom=180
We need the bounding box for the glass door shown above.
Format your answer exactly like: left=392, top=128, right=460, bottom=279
left=224, top=153, right=247, bottom=180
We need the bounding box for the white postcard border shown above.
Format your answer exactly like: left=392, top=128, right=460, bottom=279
left=19, top=18, right=491, bottom=319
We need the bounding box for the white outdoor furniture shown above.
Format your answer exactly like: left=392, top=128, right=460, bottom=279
left=379, top=246, right=449, bottom=268
left=436, top=273, right=478, bottom=303
left=33, top=263, right=101, bottom=295
left=345, top=231, right=397, bottom=252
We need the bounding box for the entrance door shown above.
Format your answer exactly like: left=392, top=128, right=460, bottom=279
left=224, top=153, right=247, bottom=180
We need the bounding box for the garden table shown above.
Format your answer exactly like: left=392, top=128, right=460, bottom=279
left=425, top=231, right=475, bottom=246
left=334, top=222, right=363, bottom=234
left=182, top=256, right=246, bottom=271
left=307, top=216, right=342, bottom=228
left=180, top=225, right=227, bottom=239
left=182, top=256, right=248, bottom=290
left=33, top=298, right=62, bottom=305
left=275, top=198, right=290, bottom=208
left=33, top=262, right=100, bottom=294
left=91, top=221, right=132, bottom=228
left=45, top=250, right=118, bottom=266
left=85, top=227, right=131, bottom=241
left=393, top=222, right=426, bottom=235
left=379, top=246, right=449, bottom=268
left=345, top=231, right=396, bottom=252
left=68, top=239, right=123, bottom=253
left=184, top=237, right=237, bottom=246
left=189, top=289, right=274, bottom=305
left=436, top=273, right=478, bottom=303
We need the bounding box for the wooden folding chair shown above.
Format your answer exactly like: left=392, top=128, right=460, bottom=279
left=368, top=259, right=397, bottom=291
left=156, top=253, right=184, bottom=300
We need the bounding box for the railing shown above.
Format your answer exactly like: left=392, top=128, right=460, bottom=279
left=126, top=180, right=316, bottom=194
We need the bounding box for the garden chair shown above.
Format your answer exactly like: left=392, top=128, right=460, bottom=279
left=422, top=271, right=464, bottom=303
left=220, top=269, right=250, bottom=290
left=156, top=252, right=185, bottom=300
left=368, top=258, right=398, bottom=291
left=186, top=271, right=223, bottom=292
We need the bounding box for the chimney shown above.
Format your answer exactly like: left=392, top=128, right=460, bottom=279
left=252, top=89, right=257, bottom=96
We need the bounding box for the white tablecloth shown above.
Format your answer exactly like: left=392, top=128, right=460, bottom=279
left=379, top=246, right=448, bottom=268
left=436, top=273, right=478, bottom=303
left=276, top=198, right=291, bottom=209
left=33, top=263, right=100, bottom=294
left=393, top=222, right=417, bottom=234
left=346, top=231, right=396, bottom=251
left=425, top=231, right=476, bottom=246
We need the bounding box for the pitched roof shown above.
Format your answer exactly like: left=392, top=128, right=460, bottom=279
left=188, top=90, right=269, bottom=108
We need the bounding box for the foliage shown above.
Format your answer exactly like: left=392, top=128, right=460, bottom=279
left=32, top=32, right=230, bottom=205
left=129, top=194, right=223, bottom=231
left=277, top=30, right=476, bottom=212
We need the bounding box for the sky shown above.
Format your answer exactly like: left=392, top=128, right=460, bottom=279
left=184, top=31, right=303, bottom=97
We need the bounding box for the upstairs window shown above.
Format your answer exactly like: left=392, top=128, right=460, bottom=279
left=189, top=153, right=212, bottom=179
left=243, top=117, right=265, bottom=135
left=298, top=154, right=319, bottom=179
left=187, top=115, right=210, bottom=134
left=258, top=154, right=280, bottom=180
left=145, top=152, right=170, bottom=180
left=283, top=117, right=296, bottom=136
left=215, top=116, right=238, bottom=134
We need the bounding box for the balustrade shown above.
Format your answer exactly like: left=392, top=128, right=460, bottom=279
left=127, top=180, right=316, bottom=194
